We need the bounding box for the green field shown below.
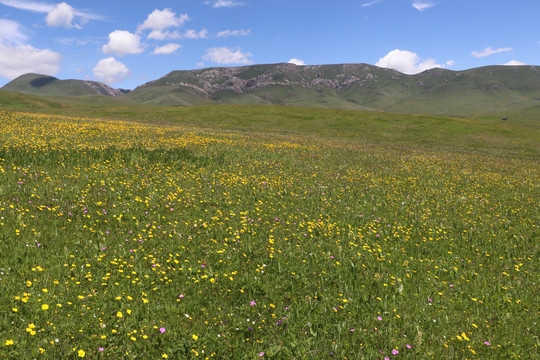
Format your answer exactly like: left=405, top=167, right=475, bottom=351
left=0, top=104, right=538, bottom=359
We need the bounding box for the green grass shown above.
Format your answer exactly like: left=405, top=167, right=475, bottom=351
left=0, top=108, right=538, bottom=359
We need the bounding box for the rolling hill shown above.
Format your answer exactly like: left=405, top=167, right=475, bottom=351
left=2, top=73, right=127, bottom=97
left=2, top=63, right=540, bottom=117
left=123, top=63, right=540, bottom=116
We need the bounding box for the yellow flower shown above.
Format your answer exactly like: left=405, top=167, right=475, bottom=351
left=192, top=334, right=198, bottom=341
left=162, top=354, right=168, bottom=358
left=5, top=340, right=14, bottom=346
left=116, top=311, right=123, bottom=318
left=11, top=308, right=18, bottom=312
left=78, top=349, right=85, bottom=357
left=42, top=304, right=49, bottom=310
left=39, top=348, right=45, bottom=353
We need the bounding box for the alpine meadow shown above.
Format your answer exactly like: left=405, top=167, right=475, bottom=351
left=2, top=0, right=540, bottom=358
left=0, top=93, right=538, bottom=359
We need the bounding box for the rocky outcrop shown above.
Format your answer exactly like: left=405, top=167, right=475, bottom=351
left=83, top=81, right=124, bottom=97
left=140, top=64, right=381, bottom=98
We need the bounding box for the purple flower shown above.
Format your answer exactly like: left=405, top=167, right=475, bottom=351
left=392, top=349, right=399, bottom=355
left=98, top=348, right=104, bottom=352
left=484, top=341, right=491, bottom=346
left=159, top=327, right=166, bottom=333
left=250, top=300, right=256, bottom=306
left=259, top=352, right=264, bottom=357
left=377, top=316, right=382, bottom=321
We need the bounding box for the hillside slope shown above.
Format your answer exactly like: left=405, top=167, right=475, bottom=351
left=2, top=73, right=126, bottom=97
left=124, top=63, right=540, bottom=116
left=3, top=63, right=540, bottom=117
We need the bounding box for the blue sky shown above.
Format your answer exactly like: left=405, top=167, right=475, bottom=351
left=0, top=0, right=538, bottom=89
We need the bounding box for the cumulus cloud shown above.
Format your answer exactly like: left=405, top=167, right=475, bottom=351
left=102, top=30, right=144, bottom=57
left=376, top=49, right=444, bottom=74
left=503, top=60, right=526, bottom=66
left=471, top=47, right=512, bottom=58
left=152, top=43, right=181, bottom=55
left=216, top=29, right=250, bottom=38
left=207, top=0, right=244, bottom=8
left=45, top=2, right=80, bottom=28
left=202, top=47, right=253, bottom=65
left=92, top=57, right=130, bottom=84
left=0, top=19, right=27, bottom=44
left=288, top=58, right=305, bottom=66
left=137, top=8, right=189, bottom=34
left=412, top=1, right=434, bottom=11
left=0, top=39, right=61, bottom=79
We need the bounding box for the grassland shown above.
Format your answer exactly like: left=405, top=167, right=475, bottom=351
left=0, top=105, right=538, bottom=359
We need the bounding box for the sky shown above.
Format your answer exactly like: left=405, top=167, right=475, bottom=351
left=0, top=0, right=538, bottom=89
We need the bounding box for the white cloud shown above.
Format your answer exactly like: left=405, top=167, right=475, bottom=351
left=197, top=62, right=205, bottom=68
left=361, top=0, right=384, bottom=7
left=412, top=1, right=434, bottom=11
left=202, top=47, right=253, bottom=65
left=0, top=0, right=53, bottom=13
left=102, top=30, right=144, bottom=57
left=216, top=29, right=250, bottom=38
left=137, top=8, right=189, bottom=34
left=503, top=60, right=526, bottom=66
left=46, top=2, right=79, bottom=28
left=181, top=29, right=209, bottom=39
left=446, top=60, right=456, bottom=67
left=0, top=0, right=103, bottom=25
left=208, top=0, right=244, bottom=8
left=376, top=49, right=444, bottom=74
left=288, top=58, right=305, bottom=66
left=0, top=19, right=27, bottom=44
left=147, top=28, right=208, bottom=40
left=147, top=30, right=179, bottom=40
left=152, top=43, right=181, bottom=55
left=0, top=39, right=61, bottom=79
left=92, top=57, right=130, bottom=84
left=471, top=47, right=512, bottom=58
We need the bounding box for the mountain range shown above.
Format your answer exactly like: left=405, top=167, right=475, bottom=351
left=3, top=63, right=540, bottom=116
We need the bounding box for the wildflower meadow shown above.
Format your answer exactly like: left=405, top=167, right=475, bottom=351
left=0, top=110, right=538, bottom=359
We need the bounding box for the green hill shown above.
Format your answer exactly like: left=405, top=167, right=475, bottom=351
left=2, top=63, right=540, bottom=119
left=2, top=73, right=125, bottom=97
left=124, top=63, right=540, bottom=117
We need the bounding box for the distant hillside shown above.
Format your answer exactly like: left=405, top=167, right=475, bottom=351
left=3, top=63, right=540, bottom=117
left=124, top=63, right=540, bottom=116
left=2, top=73, right=126, bottom=97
